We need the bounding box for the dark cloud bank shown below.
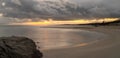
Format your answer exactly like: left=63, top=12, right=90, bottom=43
left=0, top=0, right=120, bottom=20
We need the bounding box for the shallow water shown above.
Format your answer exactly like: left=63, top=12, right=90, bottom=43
left=0, top=26, right=106, bottom=50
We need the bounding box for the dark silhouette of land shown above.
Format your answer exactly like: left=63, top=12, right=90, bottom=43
left=81, top=19, right=120, bottom=27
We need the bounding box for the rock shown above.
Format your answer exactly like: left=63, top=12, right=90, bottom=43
left=0, top=36, right=43, bottom=58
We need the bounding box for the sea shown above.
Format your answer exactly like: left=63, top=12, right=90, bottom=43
left=0, top=25, right=106, bottom=50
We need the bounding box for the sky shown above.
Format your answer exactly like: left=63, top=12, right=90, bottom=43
left=0, top=0, right=120, bottom=23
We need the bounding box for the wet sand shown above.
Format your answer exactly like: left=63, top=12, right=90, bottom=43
left=42, top=26, right=120, bottom=58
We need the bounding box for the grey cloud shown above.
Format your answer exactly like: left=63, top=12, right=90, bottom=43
left=0, top=17, right=14, bottom=24
left=0, top=0, right=120, bottom=20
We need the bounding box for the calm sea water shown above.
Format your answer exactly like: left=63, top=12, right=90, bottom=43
left=0, top=26, right=106, bottom=50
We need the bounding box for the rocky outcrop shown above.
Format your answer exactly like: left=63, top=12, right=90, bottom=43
left=0, top=36, right=43, bottom=58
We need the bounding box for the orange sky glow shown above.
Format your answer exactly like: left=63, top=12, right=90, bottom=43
left=9, top=18, right=119, bottom=26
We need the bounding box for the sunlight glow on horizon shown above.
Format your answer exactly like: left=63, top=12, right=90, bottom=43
left=9, top=18, right=119, bottom=26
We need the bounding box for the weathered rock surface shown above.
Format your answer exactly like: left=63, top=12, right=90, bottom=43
left=0, top=36, right=43, bottom=58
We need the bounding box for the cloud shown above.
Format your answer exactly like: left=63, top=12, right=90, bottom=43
left=0, top=17, right=14, bottom=24
left=0, top=0, right=120, bottom=20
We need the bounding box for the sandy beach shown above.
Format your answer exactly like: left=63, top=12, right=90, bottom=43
left=42, top=26, right=120, bottom=58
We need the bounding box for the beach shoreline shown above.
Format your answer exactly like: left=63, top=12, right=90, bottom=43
left=42, top=26, right=120, bottom=58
